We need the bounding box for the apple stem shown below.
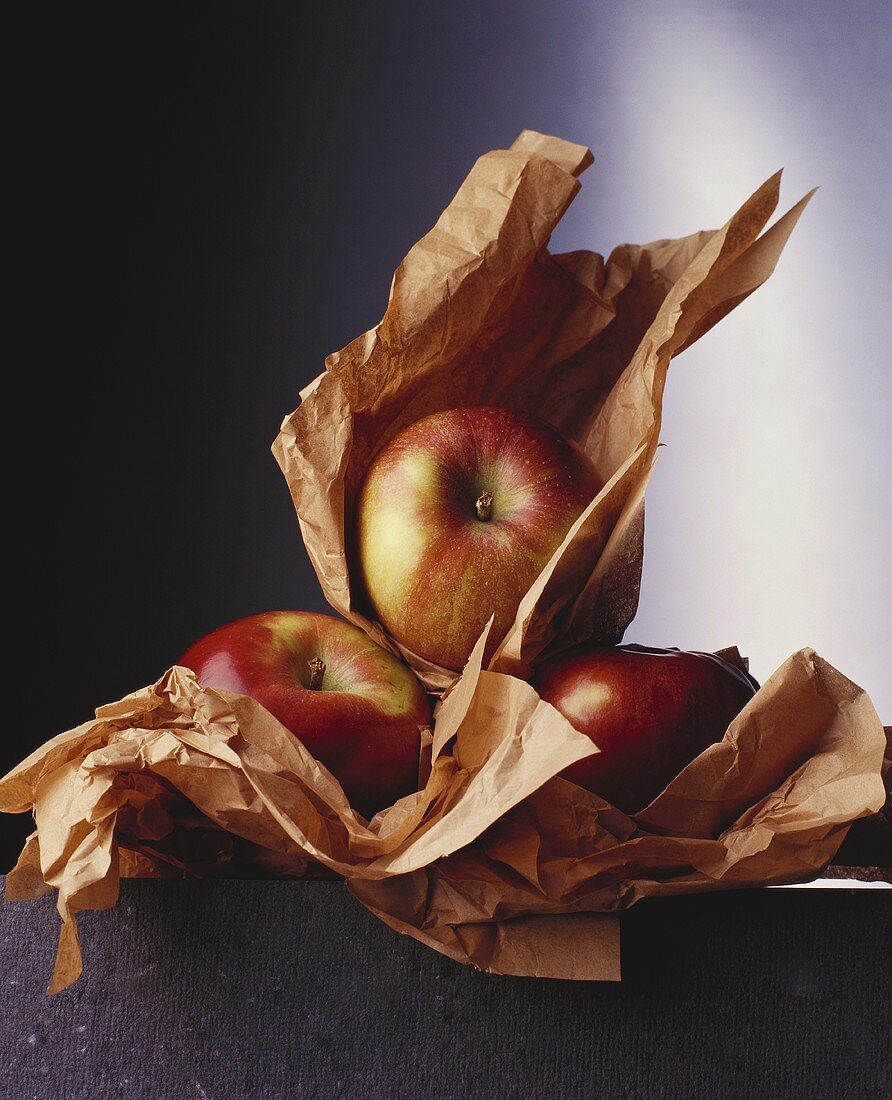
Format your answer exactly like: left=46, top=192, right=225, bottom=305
left=475, top=490, right=494, bottom=521
left=308, top=657, right=326, bottom=690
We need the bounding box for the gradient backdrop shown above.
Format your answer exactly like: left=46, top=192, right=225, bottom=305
left=7, top=1, right=890, bottom=867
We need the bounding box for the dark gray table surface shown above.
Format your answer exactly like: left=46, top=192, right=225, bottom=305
left=1, top=878, right=889, bottom=1099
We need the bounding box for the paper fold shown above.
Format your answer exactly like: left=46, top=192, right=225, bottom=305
left=273, top=131, right=812, bottom=690
left=347, top=649, right=885, bottom=975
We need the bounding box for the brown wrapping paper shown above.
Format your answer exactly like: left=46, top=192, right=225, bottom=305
left=0, top=624, right=599, bottom=992
left=3, top=132, right=881, bottom=992
left=1, top=644, right=885, bottom=989
left=349, top=649, right=887, bottom=978
left=273, top=130, right=813, bottom=690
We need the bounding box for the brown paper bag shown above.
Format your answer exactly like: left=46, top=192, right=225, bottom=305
left=273, top=130, right=813, bottom=691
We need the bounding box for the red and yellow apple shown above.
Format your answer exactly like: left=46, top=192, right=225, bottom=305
left=534, top=644, right=759, bottom=814
left=178, top=611, right=431, bottom=818
left=355, top=406, right=602, bottom=670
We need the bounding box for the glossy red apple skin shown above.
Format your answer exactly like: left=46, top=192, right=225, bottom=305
left=178, top=612, right=431, bottom=818
left=533, top=645, right=759, bottom=814
left=356, top=406, right=603, bottom=671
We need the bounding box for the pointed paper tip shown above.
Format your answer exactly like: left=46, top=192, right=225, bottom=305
left=786, top=186, right=820, bottom=217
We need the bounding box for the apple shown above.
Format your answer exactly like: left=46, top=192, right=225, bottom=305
left=533, top=644, right=759, bottom=814
left=178, top=611, right=432, bottom=818
left=356, top=406, right=602, bottom=671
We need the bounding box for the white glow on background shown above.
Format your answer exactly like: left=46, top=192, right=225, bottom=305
left=554, top=0, right=891, bottom=714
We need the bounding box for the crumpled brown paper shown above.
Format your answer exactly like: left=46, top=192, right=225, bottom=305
left=1, top=642, right=885, bottom=989
left=0, top=624, right=598, bottom=992
left=348, top=648, right=887, bottom=978
left=273, top=130, right=814, bottom=691
left=3, top=132, right=882, bottom=993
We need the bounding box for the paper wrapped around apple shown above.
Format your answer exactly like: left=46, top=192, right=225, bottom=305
left=176, top=611, right=760, bottom=821
left=178, top=612, right=432, bottom=820
left=1, top=131, right=887, bottom=992
left=1, top=623, right=885, bottom=991
left=274, top=130, right=815, bottom=693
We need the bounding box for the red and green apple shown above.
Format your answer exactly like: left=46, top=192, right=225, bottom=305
left=179, top=611, right=431, bottom=818
left=534, top=644, right=759, bottom=814
left=356, top=405, right=602, bottom=671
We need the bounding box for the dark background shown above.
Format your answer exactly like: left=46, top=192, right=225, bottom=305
left=10, top=2, right=590, bottom=868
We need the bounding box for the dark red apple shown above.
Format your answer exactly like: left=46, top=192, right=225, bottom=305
left=178, top=611, right=432, bottom=818
left=533, top=644, right=759, bottom=814
left=356, top=406, right=602, bottom=671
